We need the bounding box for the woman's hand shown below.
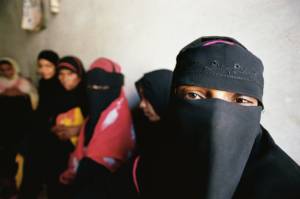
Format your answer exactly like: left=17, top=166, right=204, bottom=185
left=60, top=169, right=76, bottom=185
left=2, top=87, right=25, bottom=96
left=52, top=125, right=81, bottom=141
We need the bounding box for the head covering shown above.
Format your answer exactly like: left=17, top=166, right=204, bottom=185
left=174, top=36, right=264, bottom=104
left=133, top=69, right=173, bottom=159
left=36, top=50, right=65, bottom=123
left=55, top=56, right=87, bottom=116
left=85, top=57, right=124, bottom=145
left=63, top=58, right=135, bottom=175
left=167, top=36, right=261, bottom=198
left=58, top=56, right=85, bottom=78
left=37, top=50, right=59, bottom=66
left=0, top=57, right=38, bottom=109
left=37, top=50, right=60, bottom=97
left=135, top=69, right=173, bottom=118
left=0, top=57, right=20, bottom=81
left=136, top=36, right=300, bottom=199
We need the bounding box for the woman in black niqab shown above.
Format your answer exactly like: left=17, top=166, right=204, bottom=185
left=136, top=36, right=300, bottom=199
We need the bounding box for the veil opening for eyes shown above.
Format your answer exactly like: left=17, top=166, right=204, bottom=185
left=175, top=85, right=259, bottom=106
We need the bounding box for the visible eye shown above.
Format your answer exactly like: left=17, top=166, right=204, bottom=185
left=176, top=86, right=207, bottom=101
left=87, top=84, right=110, bottom=91
left=184, top=92, right=205, bottom=100
left=235, top=96, right=257, bottom=106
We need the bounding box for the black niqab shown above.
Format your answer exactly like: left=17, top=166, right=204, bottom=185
left=84, top=68, right=124, bottom=146
left=139, top=36, right=300, bottom=199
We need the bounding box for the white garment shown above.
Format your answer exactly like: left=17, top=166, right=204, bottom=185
left=0, top=57, right=39, bottom=110
left=50, top=0, right=60, bottom=14
left=21, top=0, right=43, bottom=31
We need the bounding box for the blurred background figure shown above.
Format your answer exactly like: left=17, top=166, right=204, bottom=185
left=20, top=55, right=87, bottom=199
left=131, top=69, right=173, bottom=195
left=134, top=69, right=173, bottom=152
left=49, top=56, right=87, bottom=198
left=60, top=57, right=135, bottom=198
left=0, top=57, right=38, bottom=110
left=19, top=50, right=64, bottom=199
left=0, top=58, right=36, bottom=199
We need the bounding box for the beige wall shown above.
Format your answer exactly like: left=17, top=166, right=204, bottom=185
left=1, top=0, right=300, bottom=163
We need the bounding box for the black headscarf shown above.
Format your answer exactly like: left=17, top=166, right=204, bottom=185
left=37, top=49, right=59, bottom=66
left=36, top=50, right=64, bottom=123
left=135, top=69, right=173, bottom=118
left=139, top=36, right=300, bottom=199
left=38, top=56, right=88, bottom=172
left=56, top=56, right=88, bottom=118
left=133, top=69, right=173, bottom=154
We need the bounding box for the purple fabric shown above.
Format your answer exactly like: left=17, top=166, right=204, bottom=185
left=203, top=39, right=235, bottom=46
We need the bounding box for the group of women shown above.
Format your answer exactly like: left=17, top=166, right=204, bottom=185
left=0, top=50, right=172, bottom=199
left=1, top=36, right=300, bottom=199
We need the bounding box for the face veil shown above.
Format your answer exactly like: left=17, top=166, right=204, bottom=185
left=155, top=36, right=265, bottom=198
left=136, top=36, right=300, bottom=199
left=84, top=58, right=124, bottom=146
left=167, top=96, right=262, bottom=198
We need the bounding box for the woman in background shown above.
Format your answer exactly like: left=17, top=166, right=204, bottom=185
left=36, top=50, right=63, bottom=120
left=0, top=57, right=38, bottom=109
left=19, top=50, right=65, bottom=199
left=60, top=57, right=135, bottom=198
left=0, top=57, right=36, bottom=199
left=20, top=55, right=87, bottom=199
left=131, top=69, right=173, bottom=196
left=134, top=69, right=173, bottom=154
left=45, top=56, right=88, bottom=198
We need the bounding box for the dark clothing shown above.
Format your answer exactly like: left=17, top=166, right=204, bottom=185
left=72, top=157, right=138, bottom=199
left=34, top=77, right=65, bottom=140
left=132, top=109, right=165, bottom=158
left=135, top=37, right=300, bottom=199
left=71, top=58, right=135, bottom=198
left=20, top=73, right=87, bottom=199
left=135, top=69, right=173, bottom=117
left=72, top=158, right=111, bottom=199
left=120, top=69, right=173, bottom=198
left=134, top=69, right=173, bottom=154
left=136, top=127, right=300, bottom=199
left=233, top=128, right=300, bottom=199
left=0, top=95, right=33, bottom=198
left=0, top=95, right=32, bottom=178
left=19, top=77, right=69, bottom=199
